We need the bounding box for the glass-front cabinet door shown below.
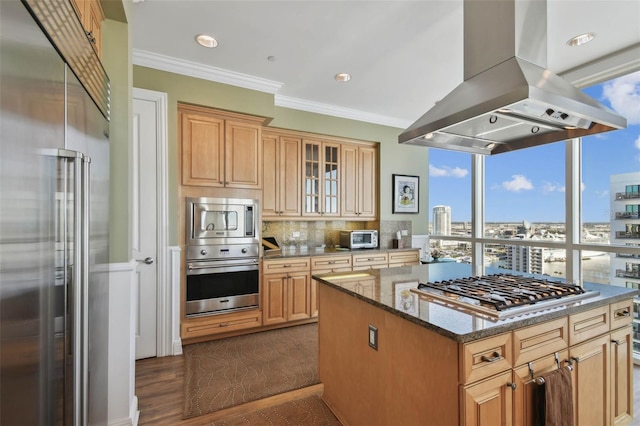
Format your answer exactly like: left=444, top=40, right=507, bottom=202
left=303, top=139, right=340, bottom=217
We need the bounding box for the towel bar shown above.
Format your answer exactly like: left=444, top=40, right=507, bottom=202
left=533, top=365, right=573, bottom=385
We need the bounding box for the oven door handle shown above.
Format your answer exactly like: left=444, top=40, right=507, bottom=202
left=186, top=260, right=259, bottom=275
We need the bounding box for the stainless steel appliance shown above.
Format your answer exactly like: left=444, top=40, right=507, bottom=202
left=186, top=197, right=257, bottom=244
left=412, top=273, right=598, bottom=319
left=398, top=0, right=627, bottom=155
left=185, top=198, right=260, bottom=317
left=340, top=230, right=378, bottom=249
left=0, top=1, right=110, bottom=425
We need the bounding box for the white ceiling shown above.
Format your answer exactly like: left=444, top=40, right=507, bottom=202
left=132, top=0, right=640, bottom=129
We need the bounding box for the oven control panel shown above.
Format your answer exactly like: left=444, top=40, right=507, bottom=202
left=186, top=243, right=259, bottom=261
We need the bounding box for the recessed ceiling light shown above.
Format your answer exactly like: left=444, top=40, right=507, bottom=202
left=335, top=73, right=351, bottom=82
left=566, top=32, right=596, bottom=47
left=195, top=34, right=218, bottom=48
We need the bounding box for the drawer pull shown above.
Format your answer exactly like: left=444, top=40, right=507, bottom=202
left=611, top=339, right=624, bottom=346
left=218, top=323, right=229, bottom=327
left=615, top=310, right=630, bottom=317
left=506, top=382, right=517, bottom=390
left=328, top=260, right=336, bottom=264
left=283, top=264, right=291, bottom=268
left=481, top=352, right=501, bottom=363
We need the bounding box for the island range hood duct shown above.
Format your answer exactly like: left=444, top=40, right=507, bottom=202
left=398, top=0, right=627, bottom=155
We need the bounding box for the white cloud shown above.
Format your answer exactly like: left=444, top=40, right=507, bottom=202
left=502, top=175, right=533, bottom=192
left=602, top=70, right=640, bottom=125
left=429, top=164, right=469, bottom=178
left=635, top=134, right=640, bottom=150
left=542, top=182, right=565, bottom=193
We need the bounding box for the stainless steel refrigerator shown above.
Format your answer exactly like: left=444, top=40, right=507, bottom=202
left=1, top=1, right=110, bottom=424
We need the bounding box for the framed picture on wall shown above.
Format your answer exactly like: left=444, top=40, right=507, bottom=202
left=393, top=280, right=419, bottom=315
left=392, top=174, right=419, bottom=213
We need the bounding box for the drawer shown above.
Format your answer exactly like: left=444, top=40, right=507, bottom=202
left=311, top=255, right=352, bottom=272
left=181, top=310, right=262, bottom=339
left=460, top=332, right=512, bottom=384
left=569, top=305, right=609, bottom=346
left=388, top=250, right=420, bottom=267
left=352, top=252, right=388, bottom=269
left=610, top=299, right=633, bottom=330
left=513, top=317, right=568, bottom=367
left=263, top=257, right=310, bottom=274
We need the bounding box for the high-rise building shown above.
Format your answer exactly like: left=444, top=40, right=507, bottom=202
left=432, top=205, right=451, bottom=236
left=609, top=172, right=640, bottom=289
left=505, top=246, right=544, bottom=274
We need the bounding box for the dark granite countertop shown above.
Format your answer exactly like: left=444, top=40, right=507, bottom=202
left=313, top=262, right=639, bottom=343
left=263, top=246, right=418, bottom=259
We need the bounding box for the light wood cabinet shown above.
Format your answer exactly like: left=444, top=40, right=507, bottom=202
left=352, top=252, right=388, bottom=271
left=179, top=104, right=264, bottom=189
left=262, top=132, right=301, bottom=218
left=341, top=143, right=377, bottom=219
left=310, top=255, right=352, bottom=317
left=570, top=334, right=611, bottom=426
left=302, top=139, right=340, bottom=217
left=461, top=370, right=514, bottom=426
left=388, top=250, right=420, bottom=267
left=262, top=258, right=311, bottom=325
left=611, top=326, right=633, bottom=425
left=69, top=0, right=104, bottom=57
left=181, top=309, right=262, bottom=341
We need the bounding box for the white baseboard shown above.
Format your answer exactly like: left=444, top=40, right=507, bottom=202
left=169, top=246, right=183, bottom=355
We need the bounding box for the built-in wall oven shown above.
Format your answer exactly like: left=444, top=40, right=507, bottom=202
left=185, top=197, right=260, bottom=317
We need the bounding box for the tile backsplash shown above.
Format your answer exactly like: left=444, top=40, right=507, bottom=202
left=262, top=220, right=412, bottom=250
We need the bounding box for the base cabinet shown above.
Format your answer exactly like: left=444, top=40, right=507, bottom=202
left=570, top=334, right=611, bottom=426
left=611, top=327, right=633, bottom=425
left=461, top=371, right=513, bottom=426
left=262, top=258, right=312, bottom=326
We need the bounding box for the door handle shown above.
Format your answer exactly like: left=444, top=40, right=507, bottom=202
left=136, top=257, right=155, bottom=265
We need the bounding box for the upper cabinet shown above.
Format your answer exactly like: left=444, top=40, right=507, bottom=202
left=341, top=143, right=377, bottom=219
left=302, top=139, right=341, bottom=218
left=179, top=104, right=265, bottom=189
left=261, top=128, right=379, bottom=221
left=262, top=131, right=302, bottom=218
left=69, top=0, right=104, bottom=58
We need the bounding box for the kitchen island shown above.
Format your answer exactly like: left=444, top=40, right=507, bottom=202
left=314, top=263, right=637, bottom=426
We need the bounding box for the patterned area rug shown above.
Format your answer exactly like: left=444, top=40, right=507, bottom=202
left=183, top=323, right=319, bottom=419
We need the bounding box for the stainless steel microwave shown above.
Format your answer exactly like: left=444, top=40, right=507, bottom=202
left=339, top=230, right=378, bottom=249
left=186, top=197, right=259, bottom=245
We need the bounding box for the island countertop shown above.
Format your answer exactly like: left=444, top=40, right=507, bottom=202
left=313, top=262, right=639, bottom=343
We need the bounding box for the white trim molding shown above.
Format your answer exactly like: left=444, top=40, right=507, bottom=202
left=132, top=49, right=410, bottom=129
left=170, top=246, right=183, bottom=355
left=107, top=260, right=138, bottom=426
left=133, top=49, right=283, bottom=94
left=274, top=94, right=411, bottom=129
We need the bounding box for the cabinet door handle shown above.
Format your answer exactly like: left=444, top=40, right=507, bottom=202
left=611, top=339, right=624, bottom=346
left=506, top=382, right=517, bottom=390
left=569, top=356, right=580, bottom=365
left=481, top=352, right=501, bottom=363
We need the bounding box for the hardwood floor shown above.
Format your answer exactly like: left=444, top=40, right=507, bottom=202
left=136, top=356, right=640, bottom=425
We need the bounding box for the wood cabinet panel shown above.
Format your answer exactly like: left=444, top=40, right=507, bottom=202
left=610, top=326, right=633, bottom=425
left=569, top=305, right=609, bottom=346
left=352, top=252, right=388, bottom=271
left=461, top=370, right=513, bottom=426
left=262, top=132, right=301, bottom=218
left=302, top=139, right=340, bottom=217
left=262, top=273, right=287, bottom=326
left=287, top=273, right=311, bottom=321
left=181, top=309, right=262, bottom=340
left=460, top=332, right=513, bottom=385
left=570, top=334, right=611, bottom=426
left=179, top=104, right=264, bottom=189
left=341, top=143, right=377, bottom=219
left=263, top=258, right=310, bottom=274
left=512, top=317, right=568, bottom=367
left=70, top=0, right=104, bottom=57
left=610, top=299, right=633, bottom=330
left=387, top=250, right=420, bottom=267
left=512, top=350, right=569, bottom=426
left=180, top=111, right=224, bottom=186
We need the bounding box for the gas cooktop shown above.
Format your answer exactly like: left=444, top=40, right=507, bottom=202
left=411, top=273, right=599, bottom=319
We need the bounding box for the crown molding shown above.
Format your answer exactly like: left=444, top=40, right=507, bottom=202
left=133, top=49, right=409, bottom=129
left=132, top=49, right=283, bottom=94
left=274, top=94, right=410, bottom=129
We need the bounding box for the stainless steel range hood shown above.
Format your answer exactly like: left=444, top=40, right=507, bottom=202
left=398, top=0, right=627, bottom=155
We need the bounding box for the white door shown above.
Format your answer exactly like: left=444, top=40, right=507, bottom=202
left=132, top=96, right=158, bottom=359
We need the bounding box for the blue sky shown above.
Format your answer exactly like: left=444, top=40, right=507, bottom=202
left=428, top=70, right=640, bottom=223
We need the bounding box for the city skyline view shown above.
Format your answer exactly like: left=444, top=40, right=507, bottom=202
left=428, top=70, right=640, bottom=223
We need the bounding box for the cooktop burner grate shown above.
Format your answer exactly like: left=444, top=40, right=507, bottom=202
left=416, top=273, right=586, bottom=312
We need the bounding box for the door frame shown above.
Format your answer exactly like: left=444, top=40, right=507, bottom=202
left=132, top=87, right=173, bottom=356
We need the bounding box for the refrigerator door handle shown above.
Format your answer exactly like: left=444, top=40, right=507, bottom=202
left=80, top=155, right=90, bottom=426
